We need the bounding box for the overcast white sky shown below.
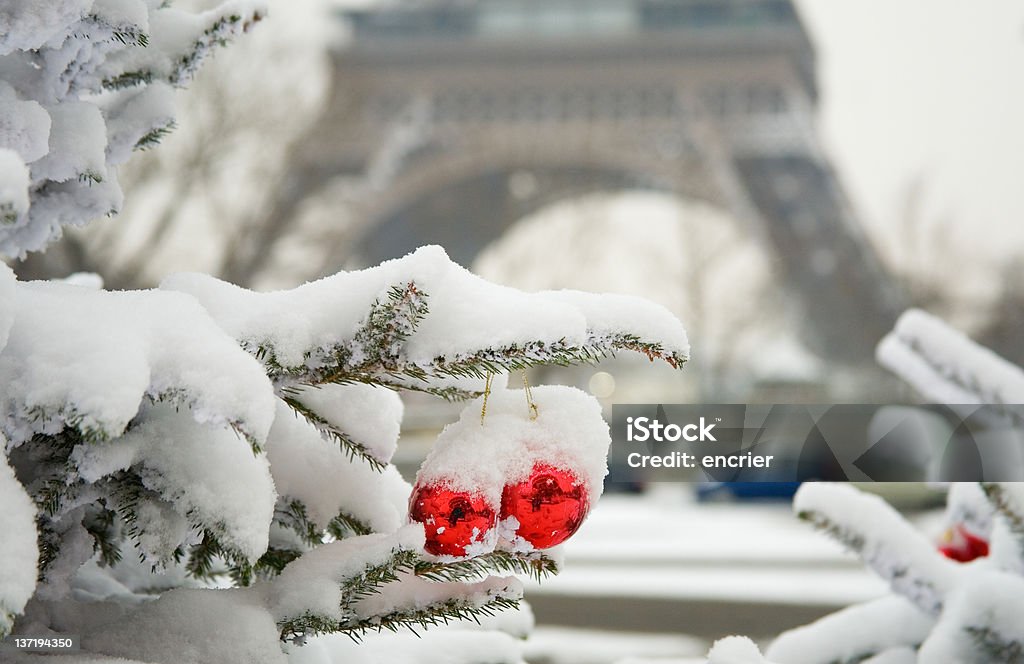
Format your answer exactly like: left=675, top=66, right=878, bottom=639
left=794, top=0, right=1024, bottom=261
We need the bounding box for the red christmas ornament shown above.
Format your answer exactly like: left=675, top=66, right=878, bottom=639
left=938, top=524, right=989, bottom=563
left=409, top=483, right=497, bottom=557
left=500, top=464, right=590, bottom=549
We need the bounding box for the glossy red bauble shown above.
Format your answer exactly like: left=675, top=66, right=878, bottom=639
left=938, top=524, right=989, bottom=563
left=409, top=483, right=497, bottom=557
left=500, top=464, right=590, bottom=549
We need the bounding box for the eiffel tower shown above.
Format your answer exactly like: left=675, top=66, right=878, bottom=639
left=301, top=0, right=903, bottom=363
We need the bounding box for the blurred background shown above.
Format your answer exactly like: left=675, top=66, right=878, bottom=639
left=11, top=0, right=1024, bottom=660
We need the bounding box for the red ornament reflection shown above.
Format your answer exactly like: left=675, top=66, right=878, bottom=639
left=501, top=464, right=590, bottom=549
left=410, top=484, right=496, bottom=557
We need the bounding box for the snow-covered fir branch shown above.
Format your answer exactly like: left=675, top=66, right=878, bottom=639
left=0, top=0, right=265, bottom=257
left=766, top=595, right=934, bottom=664
left=979, top=482, right=1024, bottom=573
left=917, top=570, right=1024, bottom=662
left=280, top=395, right=389, bottom=472
left=0, top=449, right=37, bottom=637
left=794, top=484, right=960, bottom=615
left=877, top=309, right=1024, bottom=425
left=708, top=313, right=1024, bottom=663
left=0, top=245, right=685, bottom=655
left=165, top=245, right=688, bottom=392
left=414, top=550, right=559, bottom=585
left=264, top=526, right=537, bottom=644
left=0, top=4, right=695, bottom=662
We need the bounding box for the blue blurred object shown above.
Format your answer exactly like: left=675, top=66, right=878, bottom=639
left=696, top=481, right=802, bottom=501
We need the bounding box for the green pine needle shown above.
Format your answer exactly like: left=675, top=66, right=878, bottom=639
left=980, top=483, right=1024, bottom=556
left=341, top=549, right=419, bottom=608
left=102, top=70, right=154, bottom=90
left=250, top=281, right=685, bottom=402
left=328, top=511, right=373, bottom=539
left=1, top=201, right=18, bottom=225
left=281, top=396, right=386, bottom=472
left=966, top=626, right=1024, bottom=662
left=278, top=588, right=520, bottom=643
left=415, top=550, right=559, bottom=584
left=797, top=508, right=868, bottom=554
left=275, top=499, right=324, bottom=546
left=134, top=121, right=177, bottom=151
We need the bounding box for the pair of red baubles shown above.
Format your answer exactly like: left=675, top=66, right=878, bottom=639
left=410, top=464, right=589, bottom=557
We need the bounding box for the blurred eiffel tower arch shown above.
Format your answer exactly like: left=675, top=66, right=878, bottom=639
left=298, top=0, right=903, bottom=363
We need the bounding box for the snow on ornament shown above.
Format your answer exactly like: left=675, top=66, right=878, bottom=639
left=409, top=483, right=498, bottom=557
left=500, top=464, right=590, bottom=550
left=411, top=380, right=610, bottom=559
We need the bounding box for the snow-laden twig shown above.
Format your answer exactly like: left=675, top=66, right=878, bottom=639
left=794, top=484, right=961, bottom=614
left=0, top=0, right=264, bottom=257
left=877, top=309, right=1024, bottom=425
left=981, top=483, right=1024, bottom=573
left=263, top=526, right=539, bottom=643
left=766, top=596, right=934, bottom=664
left=0, top=450, right=37, bottom=637
left=917, top=570, right=1024, bottom=662
left=163, top=246, right=688, bottom=391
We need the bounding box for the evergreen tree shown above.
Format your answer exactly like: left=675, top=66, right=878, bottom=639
left=708, top=310, right=1024, bottom=664
left=0, top=3, right=689, bottom=663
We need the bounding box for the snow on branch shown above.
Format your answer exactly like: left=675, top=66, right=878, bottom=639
left=348, top=573, right=522, bottom=640
left=281, top=395, right=389, bottom=472
left=0, top=149, right=29, bottom=226
left=98, top=2, right=266, bottom=91
left=0, top=2, right=91, bottom=56
left=0, top=263, right=14, bottom=348
left=794, top=484, right=961, bottom=615
left=877, top=309, right=1024, bottom=423
left=980, top=482, right=1024, bottom=573
left=0, top=449, right=38, bottom=638
left=0, top=0, right=264, bottom=257
left=265, top=397, right=409, bottom=536
left=264, top=525, right=527, bottom=643
left=766, top=596, right=934, bottom=664
left=918, top=570, right=1024, bottom=662
left=945, top=482, right=995, bottom=544
left=0, top=246, right=683, bottom=640
left=261, top=525, right=552, bottom=644
left=102, top=82, right=177, bottom=165
left=0, top=276, right=283, bottom=597
left=70, top=403, right=277, bottom=565
left=266, top=528, right=420, bottom=639
left=162, top=245, right=689, bottom=392
left=414, top=550, right=559, bottom=585
left=0, top=280, right=275, bottom=448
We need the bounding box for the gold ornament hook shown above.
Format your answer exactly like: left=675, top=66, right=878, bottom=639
left=480, top=372, right=494, bottom=426
left=522, top=370, right=538, bottom=421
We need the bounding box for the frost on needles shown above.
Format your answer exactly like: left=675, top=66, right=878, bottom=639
left=714, top=313, right=1024, bottom=664
left=0, top=0, right=266, bottom=257
left=0, top=247, right=688, bottom=663
left=710, top=485, right=1024, bottom=664
left=0, top=3, right=694, bottom=662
